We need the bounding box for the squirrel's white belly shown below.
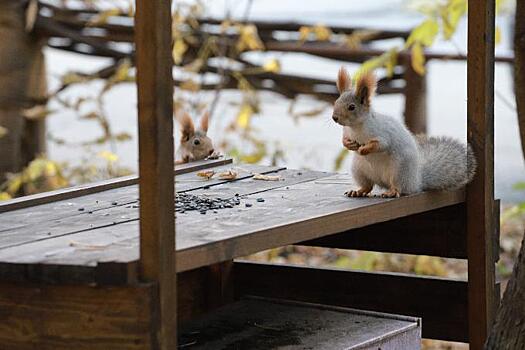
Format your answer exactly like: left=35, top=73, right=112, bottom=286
left=354, top=153, right=394, bottom=189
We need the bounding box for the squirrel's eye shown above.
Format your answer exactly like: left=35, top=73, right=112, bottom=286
left=348, top=104, right=356, bottom=111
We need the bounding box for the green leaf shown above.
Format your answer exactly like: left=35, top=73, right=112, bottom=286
left=441, top=0, right=467, bottom=40
left=513, top=182, right=525, bottom=191
left=405, top=19, right=439, bottom=48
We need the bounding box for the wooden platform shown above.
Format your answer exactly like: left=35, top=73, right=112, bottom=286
left=0, top=162, right=464, bottom=285
left=179, top=297, right=421, bottom=349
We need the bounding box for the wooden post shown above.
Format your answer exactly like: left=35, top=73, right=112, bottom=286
left=467, top=0, right=497, bottom=349
left=403, top=58, right=427, bottom=134
left=135, top=1, right=176, bottom=349
left=0, top=1, right=46, bottom=179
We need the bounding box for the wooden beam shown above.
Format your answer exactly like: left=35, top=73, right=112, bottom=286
left=467, top=0, right=498, bottom=349
left=403, top=57, right=427, bottom=134
left=234, top=261, right=473, bottom=342
left=135, top=0, right=176, bottom=349
left=301, top=203, right=467, bottom=259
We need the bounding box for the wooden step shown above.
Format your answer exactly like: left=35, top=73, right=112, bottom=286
left=179, top=297, right=421, bottom=350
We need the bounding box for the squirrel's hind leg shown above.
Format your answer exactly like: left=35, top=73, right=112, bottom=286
left=346, top=163, right=374, bottom=198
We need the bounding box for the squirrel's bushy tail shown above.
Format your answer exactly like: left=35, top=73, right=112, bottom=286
left=416, top=135, right=477, bottom=191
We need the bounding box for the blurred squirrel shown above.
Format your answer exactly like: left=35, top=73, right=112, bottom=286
left=332, top=67, right=476, bottom=198
left=175, top=111, right=215, bottom=165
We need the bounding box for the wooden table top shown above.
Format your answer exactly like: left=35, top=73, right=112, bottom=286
left=0, top=161, right=464, bottom=285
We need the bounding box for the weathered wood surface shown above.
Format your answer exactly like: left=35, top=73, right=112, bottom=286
left=0, top=282, right=155, bottom=350
left=0, top=164, right=281, bottom=248
left=467, top=0, right=498, bottom=349
left=0, top=158, right=232, bottom=213
left=0, top=166, right=465, bottom=284
left=179, top=296, right=421, bottom=350
left=235, top=261, right=471, bottom=342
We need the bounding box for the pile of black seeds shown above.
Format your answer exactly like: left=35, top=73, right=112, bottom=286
left=176, top=193, right=241, bottom=214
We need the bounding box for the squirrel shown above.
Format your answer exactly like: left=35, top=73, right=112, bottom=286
left=175, top=111, right=215, bottom=165
left=332, top=67, right=477, bottom=198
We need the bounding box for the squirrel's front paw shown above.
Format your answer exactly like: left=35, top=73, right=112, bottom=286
left=343, top=138, right=360, bottom=151
left=357, top=139, right=380, bottom=156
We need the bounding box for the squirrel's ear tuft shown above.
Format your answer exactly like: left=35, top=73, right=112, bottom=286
left=178, top=112, right=195, bottom=141
left=337, top=67, right=352, bottom=94
left=200, top=111, right=209, bottom=134
left=355, top=71, right=376, bottom=106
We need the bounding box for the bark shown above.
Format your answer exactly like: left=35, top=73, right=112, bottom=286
left=515, top=0, right=525, bottom=160
left=485, top=233, right=525, bottom=349
left=0, top=1, right=46, bottom=179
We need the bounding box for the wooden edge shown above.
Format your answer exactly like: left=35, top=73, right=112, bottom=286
left=176, top=189, right=466, bottom=272
left=301, top=203, right=467, bottom=259
left=0, top=158, right=232, bottom=213
left=233, top=261, right=500, bottom=342
left=493, top=199, right=501, bottom=263
left=0, top=282, right=157, bottom=349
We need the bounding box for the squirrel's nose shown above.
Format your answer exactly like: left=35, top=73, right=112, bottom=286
left=193, top=139, right=200, bottom=145
left=332, top=115, right=339, bottom=122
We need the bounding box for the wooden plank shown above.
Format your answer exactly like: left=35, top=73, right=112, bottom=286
left=0, top=282, right=155, bottom=350
left=179, top=296, right=421, bottom=349
left=301, top=203, right=467, bottom=258
left=0, top=166, right=286, bottom=250
left=234, top=261, right=470, bottom=342
left=0, top=174, right=465, bottom=281
left=0, top=158, right=232, bottom=213
left=467, top=0, right=497, bottom=348
left=135, top=0, right=176, bottom=348
left=0, top=164, right=280, bottom=234
left=0, top=169, right=328, bottom=284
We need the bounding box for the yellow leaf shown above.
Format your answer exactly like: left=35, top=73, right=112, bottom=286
left=0, top=126, right=7, bottom=138
left=61, top=72, right=87, bottom=85
left=344, top=29, right=380, bottom=49
left=385, top=48, right=398, bottom=78
left=441, top=0, right=466, bottom=40
left=334, top=148, right=349, bottom=171
left=411, top=42, right=426, bottom=75
left=172, top=38, right=188, bottom=65
left=114, top=59, right=132, bottom=82
left=495, top=26, right=502, bottom=45
left=183, top=58, right=204, bottom=72
left=98, top=150, right=119, bottom=163
left=313, top=24, right=332, bottom=41
left=236, top=25, right=265, bottom=52
left=6, top=176, right=22, bottom=195
left=236, top=104, right=254, bottom=129
left=179, top=79, right=200, bottom=92
left=298, top=26, right=311, bottom=41
left=0, top=192, right=11, bottom=201
left=87, top=8, right=121, bottom=26
left=22, top=105, right=54, bottom=120
left=405, top=19, right=439, bottom=48
left=263, top=59, right=281, bottom=73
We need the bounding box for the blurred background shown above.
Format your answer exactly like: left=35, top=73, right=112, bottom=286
left=0, top=1, right=523, bottom=348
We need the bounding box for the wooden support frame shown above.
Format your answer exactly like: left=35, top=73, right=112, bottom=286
left=234, top=261, right=478, bottom=342
left=467, top=0, right=497, bottom=349
left=135, top=0, right=176, bottom=349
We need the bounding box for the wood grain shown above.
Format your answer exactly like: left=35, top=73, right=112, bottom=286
left=0, top=173, right=465, bottom=283
left=0, top=283, right=155, bottom=350
left=466, top=0, right=498, bottom=348
left=135, top=0, right=176, bottom=348
left=0, top=158, right=232, bottom=213
left=234, top=261, right=471, bottom=342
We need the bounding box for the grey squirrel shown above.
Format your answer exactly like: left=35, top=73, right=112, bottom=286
left=175, top=111, right=215, bottom=165
left=332, top=67, right=476, bottom=198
